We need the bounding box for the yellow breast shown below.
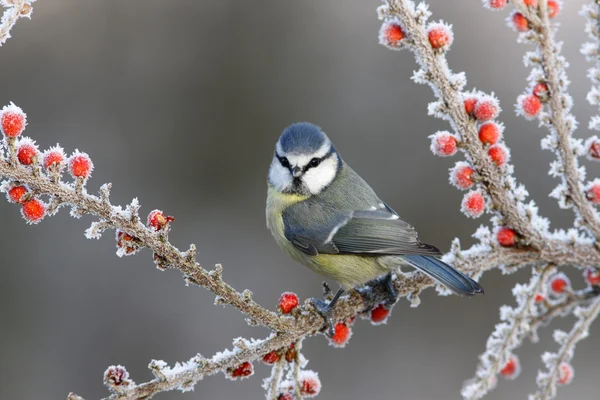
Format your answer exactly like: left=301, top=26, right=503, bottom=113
left=266, top=186, right=308, bottom=262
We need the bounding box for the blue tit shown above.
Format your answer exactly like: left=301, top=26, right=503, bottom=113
left=266, top=122, right=483, bottom=317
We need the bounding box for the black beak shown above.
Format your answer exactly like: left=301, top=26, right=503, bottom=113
left=291, top=166, right=303, bottom=178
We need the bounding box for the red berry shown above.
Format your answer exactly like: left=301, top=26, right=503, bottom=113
left=229, top=361, right=253, bottom=379
left=474, top=97, right=499, bottom=122
left=8, top=185, right=28, bottom=204
left=557, top=362, right=573, bottom=385
left=103, top=365, right=131, bottom=387
left=450, top=162, right=476, bottom=190
left=430, top=131, right=458, bottom=157
left=370, top=303, right=391, bottom=325
left=488, top=144, right=508, bottom=167
left=284, top=342, right=297, bottom=363
left=461, top=191, right=485, bottom=218
left=0, top=103, right=26, bottom=138
left=329, top=322, right=352, bottom=348
left=500, top=354, right=521, bottom=380
left=523, top=0, right=537, bottom=6
left=43, top=147, right=65, bottom=169
left=22, top=198, right=45, bottom=223
left=427, top=23, right=453, bottom=50
left=68, top=152, right=93, bottom=180
left=519, top=94, right=542, bottom=118
left=535, top=293, right=545, bottom=303
left=478, top=122, right=501, bottom=145
left=586, top=181, right=600, bottom=204
left=17, top=141, right=38, bottom=165
left=548, top=273, right=570, bottom=295
left=533, top=82, right=549, bottom=99
left=277, top=394, right=294, bottom=400
left=279, top=292, right=299, bottom=314
left=299, top=370, right=322, bottom=398
left=380, top=20, right=405, bottom=49
left=512, top=12, right=530, bottom=32
left=584, top=267, right=600, bottom=286
left=547, top=0, right=560, bottom=19
left=587, top=139, right=600, bottom=160
left=147, top=209, right=175, bottom=231
left=262, top=351, right=280, bottom=365
left=496, top=227, right=517, bottom=247
left=464, top=97, right=478, bottom=116
left=488, top=0, right=507, bottom=10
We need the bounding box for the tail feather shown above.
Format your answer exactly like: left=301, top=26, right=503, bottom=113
left=402, top=255, right=483, bottom=296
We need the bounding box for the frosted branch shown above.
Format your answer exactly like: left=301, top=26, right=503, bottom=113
left=0, top=0, right=34, bottom=46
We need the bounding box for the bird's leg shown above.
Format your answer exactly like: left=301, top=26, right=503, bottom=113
left=380, top=272, right=398, bottom=306
left=358, top=272, right=398, bottom=310
left=310, top=288, right=344, bottom=337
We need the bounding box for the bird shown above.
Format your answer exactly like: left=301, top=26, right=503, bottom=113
left=266, top=122, right=483, bottom=321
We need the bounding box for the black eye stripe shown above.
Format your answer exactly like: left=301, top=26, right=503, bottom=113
left=303, top=151, right=332, bottom=172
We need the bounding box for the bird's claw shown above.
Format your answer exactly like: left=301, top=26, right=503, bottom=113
left=358, top=272, right=398, bottom=310
left=310, top=297, right=335, bottom=337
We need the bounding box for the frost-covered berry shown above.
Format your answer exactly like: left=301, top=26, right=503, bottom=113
left=547, top=0, right=560, bottom=19
left=518, top=94, right=542, bottom=119
left=461, top=191, right=485, bottom=218
left=22, top=198, right=45, bottom=223
left=299, top=370, right=322, bottom=398
left=429, top=131, right=458, bottom=157
left=279, top=292, right=299, bottom=314
left=548, top=272, right=571, bottom=295
left=262, top=350, right=280, bottom=365
left=535, top=293, right=545, bottom=303
left=427, top=22, right=453, bottom=50
left=584, top=267, right=600, bottom=286
left=116, top=230, right=140, bottom=256
left=512, top=12, right=530, bottom=32
left=586, top=181, right=600, bottom=204
left=8, top=185, right=28, bottom=204
left=586, top=137, right=600, bottom=160
left=486, top=0, right=507, bottom=10
left=500, top=354, right=521, bottom=380
left=147, top=210, right=175, bottom=231
left=277, top=393, right=294, bottom=400
left=285, top=342, right=297, bottom=363
left=478, top=122, right=501, bottom=145
left=523, top=0, right=537, bottom=7
left=0, top=103, right=26, bottom=138
left=68, top=151, right=94, bottom=180
left=329, top=322, right=352, bottom=348
left=379, top=20, right=406, bottom=50
left=450, top=162, right=475, bottom=190
left=370, top=303, right=391, bottom=325
left=16, top=139, right=38, bottom=165
left=43, top=146, right=65, bottom=170
left=103, top=365, right=132, bottom=388
left=464, top=97, right=478, bottom=116
left=474, top=97, right=499, bottom=122
left=488, top=144, right=509, bottom=167
left=557, top=362, right=574, bottom=385
left=533, top=83, right=549, bottom=99
left=496, top=227, right=517, bottom=247
left=228, top=361, right=253, bottom=379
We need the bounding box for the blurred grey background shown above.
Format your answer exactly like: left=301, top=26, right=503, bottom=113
left=0, top=1, right=598, bottom=399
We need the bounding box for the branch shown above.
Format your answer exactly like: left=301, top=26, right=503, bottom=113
left=511, top=0, right=600, bottom=240
left=531, top=297, right=600, bottom=400
left=380, top=0, right=546, bottom=249
left=461, top=266, right=556, bottom=400
left=0, top=0, right=34, bottom=46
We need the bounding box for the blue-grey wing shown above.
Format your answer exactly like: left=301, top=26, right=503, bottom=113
left=283, top=202, right=441, bottom=256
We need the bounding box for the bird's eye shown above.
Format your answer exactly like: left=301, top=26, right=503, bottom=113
left=280, top=157, right=290, bottom=168
left=309, top=158, right=321, bottom=168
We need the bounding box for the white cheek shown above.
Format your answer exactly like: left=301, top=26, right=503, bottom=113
left=303, top=157, right=338, bottom=195
left=268, top=159, right=293, bottom=191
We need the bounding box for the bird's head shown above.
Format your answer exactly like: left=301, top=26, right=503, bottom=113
left=268, top=122, right=341, bottom=197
